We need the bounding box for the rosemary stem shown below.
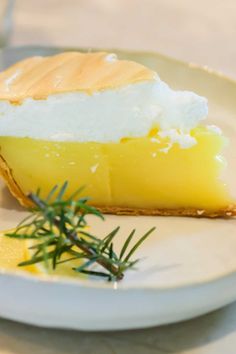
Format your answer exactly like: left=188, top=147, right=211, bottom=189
left=66, top=229, right=124, bottom=280
left=28, top=193, right=124, bottom=280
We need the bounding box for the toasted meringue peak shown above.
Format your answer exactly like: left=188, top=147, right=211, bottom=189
left=0, top=51, right=157, bottom=103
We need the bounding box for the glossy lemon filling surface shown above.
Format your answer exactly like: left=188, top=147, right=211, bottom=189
left=0, top=127, right=231, bottom=210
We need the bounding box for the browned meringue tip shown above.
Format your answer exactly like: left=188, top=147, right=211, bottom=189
left=0, top=51, right=157, bottom=103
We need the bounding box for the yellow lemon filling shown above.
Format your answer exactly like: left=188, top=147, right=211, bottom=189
left=0, top=126, right=232, bottom=212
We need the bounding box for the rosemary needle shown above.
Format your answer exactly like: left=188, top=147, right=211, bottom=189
left=5, top=182, right=155, bottom=281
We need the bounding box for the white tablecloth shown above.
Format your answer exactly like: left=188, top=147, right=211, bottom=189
left=1, top=1, right=236, bottom=353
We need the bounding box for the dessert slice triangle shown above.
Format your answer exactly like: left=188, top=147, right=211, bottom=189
left=0, top=51, right=234, bottom=217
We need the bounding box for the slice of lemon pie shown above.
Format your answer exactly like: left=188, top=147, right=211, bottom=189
left=0, top=51, right=234, bottom=217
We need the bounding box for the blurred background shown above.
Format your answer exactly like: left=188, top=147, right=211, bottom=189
left=2, top=0, right=236, bottom=77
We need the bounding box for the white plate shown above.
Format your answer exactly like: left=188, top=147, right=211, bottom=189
left=0, top=46, right=235, bottom=331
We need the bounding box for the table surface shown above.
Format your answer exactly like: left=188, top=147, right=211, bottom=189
left=1, top=0, right=236, bottom=353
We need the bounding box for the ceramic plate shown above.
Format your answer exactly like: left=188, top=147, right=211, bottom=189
left=0, top=46, right=235, bottom=331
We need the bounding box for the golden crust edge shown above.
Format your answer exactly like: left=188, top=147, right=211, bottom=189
left=0, top=154, right=32, bottom=207
left=97, top=206, right=236, bottom=218
left=0, top=154, right=235, bottom=218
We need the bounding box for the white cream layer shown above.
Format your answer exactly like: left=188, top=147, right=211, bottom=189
left=0, top=79, right=208, bottom=144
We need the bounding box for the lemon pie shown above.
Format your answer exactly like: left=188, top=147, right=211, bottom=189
left=0, top=51, right=235, bottom=217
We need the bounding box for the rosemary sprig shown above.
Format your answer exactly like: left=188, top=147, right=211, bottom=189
left=5, top=182, right=155, bottom=281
